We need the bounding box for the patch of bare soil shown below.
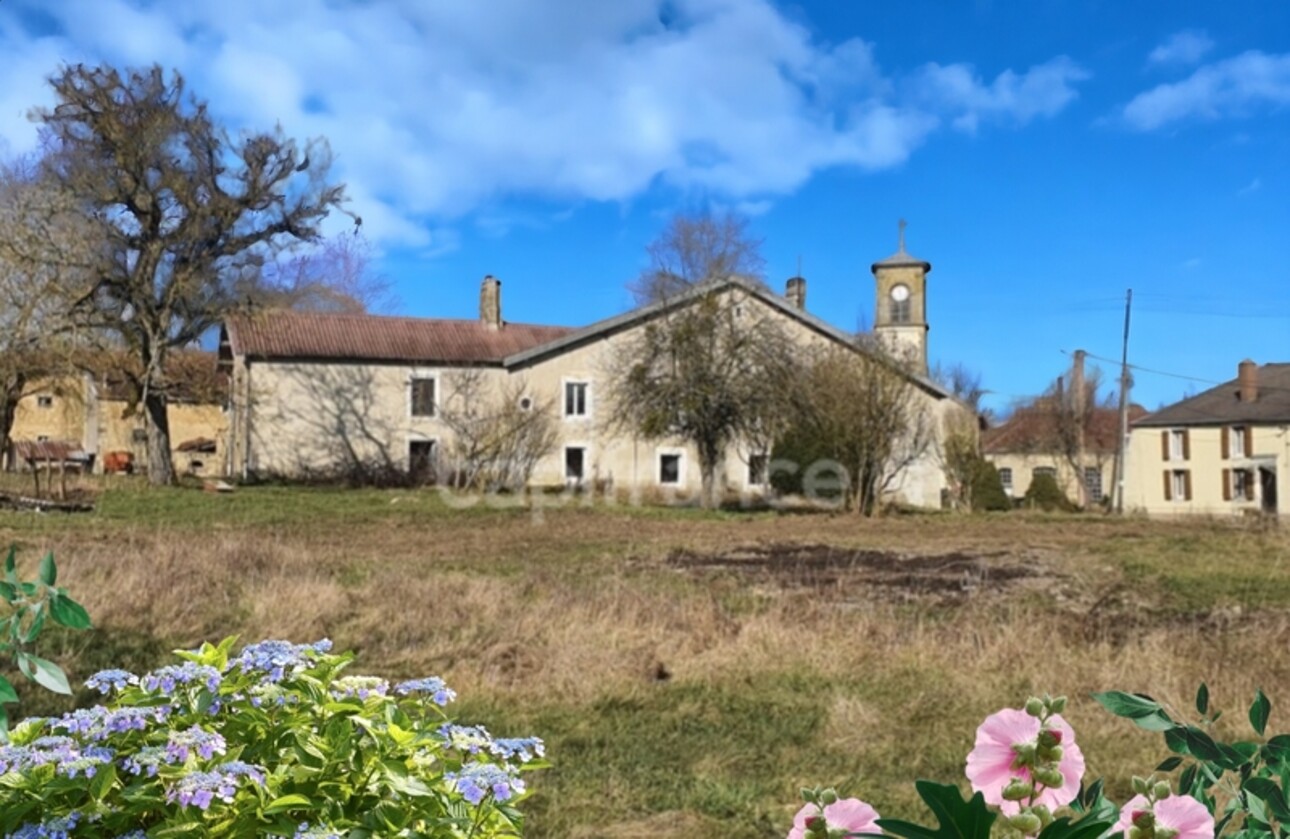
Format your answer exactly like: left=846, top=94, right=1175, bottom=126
left=663, top=542, right=1050, bottom=603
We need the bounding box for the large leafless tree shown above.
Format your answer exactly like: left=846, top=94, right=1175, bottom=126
left=437, top=370, right=558, bottom=492
left=629, top=209, right=767, bottom=303
left=0, top=156, right=99, bottom=464
left=786, top=345, right=934, bottom=516
left=34, top=64, right=348, bottom=485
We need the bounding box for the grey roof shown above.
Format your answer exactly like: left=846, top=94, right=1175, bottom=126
left=871, top=248, right=931, bottom=273
left=503, top=274, right=953, bottom=400
left=1133, top=363, right=1290, bottom=427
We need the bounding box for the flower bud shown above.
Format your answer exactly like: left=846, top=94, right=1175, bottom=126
left=819, top=789, right=838, bottom=806
left=1009, top=813, right=1042, bottom=835
left=1049, top=696, right=1067, bottom=714
left=1131, top=809, right=1154, bottom=830
left=1037, top=729, right=1062, bottom=748
left=1025, top=697, right=1045, bottom=717
left=1011, top=743, right=1036, bottom=768
left=828, top=829, right=848, bottom=839
left=1003, top=779, right=1035, bottom=801
left=1153, top=781, right=1171, bottom=801
left=1127, top=827, right=1142, bottom=839
left=1132, top=776, right=1149, bottom=796
left=1156, top=827, right=1179, bottom=839
left=1039, top=767, right=1067, bottom=788
left=805, top=815, right=827, bottom=837
left=1032, top=805, right=1052, bottom=827
left=1044, top=745, right=1064, bottom=762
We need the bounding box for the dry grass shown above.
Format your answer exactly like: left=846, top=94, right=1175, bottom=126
left=2, top=488, right=1289, bottom=837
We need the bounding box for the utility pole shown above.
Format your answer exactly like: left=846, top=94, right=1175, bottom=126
left=1113, top=289, right=1133, bottom=514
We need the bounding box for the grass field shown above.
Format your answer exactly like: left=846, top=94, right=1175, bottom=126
left=2, top=483, right=1289, bottom=837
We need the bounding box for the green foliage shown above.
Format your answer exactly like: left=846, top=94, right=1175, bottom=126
left=1097, top=684, right=1290, bottom=836
left=877, top=780, right=997, bottom=839
left=768, top=426, right=844, bottom=499
left=0, top=546, right=91, bottom=733
left=1023, top=472, right=1075, bottom=512
left=0, top=638, right=545, bottom=837
left=969, top=461, right=1010, bottom=512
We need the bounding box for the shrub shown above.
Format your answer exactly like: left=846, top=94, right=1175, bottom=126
left=969, top=460, right=1010, bottom=512
left=1023, top=471, right=1074, bottom=512
left=0, top=637, right=545, bottom=837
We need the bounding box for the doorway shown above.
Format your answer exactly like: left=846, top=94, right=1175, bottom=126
left=1259, top=466, right=1278, bottom=514
left=409, top=440, right=437, bottom=485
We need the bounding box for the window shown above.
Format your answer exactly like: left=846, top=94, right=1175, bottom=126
left=409, top=440, right=437, bottom=484
left=131, top=428, right=148, bottom=444
left=564, top=381, right=589, bottom=418
left=410, top=378, right=436, bottom=417
left=889, top=284, right=911, bottom=323
left=36, top=435, right=49, bottom=443
left=1231, top=426, right=1246, bottom=458
left=1032, top=466, right=1056, bottom=481
left=1083, top=467, right=1103, bottom=503
left=748, top=454, right=768, bottom=486
left=36, top=395, right=53, bottom=409
left=518, top=396, right=533, bottom=412
left=659, top=453, right=682, bottom=486
left=1165, top=429, right=1188, bottom=461
left=1164, top=469, right=1191, bottom=502
left=564, top=446, right=586, bottom=484
left=1233, top=468, right=1253, bottom=501
left=998, top=468, right=1013, bottom=491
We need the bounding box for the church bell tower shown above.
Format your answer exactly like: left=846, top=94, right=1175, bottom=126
left=871, top=220, right=931, bottom=374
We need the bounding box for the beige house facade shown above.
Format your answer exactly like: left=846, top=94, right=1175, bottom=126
left=5, top=354, right=229, bottom=477
left=1124, top=360, right=1288, bottom=517
left=221, top=257, right=966, bottom=507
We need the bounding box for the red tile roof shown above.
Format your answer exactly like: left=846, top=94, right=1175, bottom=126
left=224, top=310, right=576, bottom=365
left=983, top=404, right=1147, bottom=455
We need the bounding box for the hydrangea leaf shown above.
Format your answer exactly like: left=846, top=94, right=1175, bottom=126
left=263, top=794, right=312, bottom=814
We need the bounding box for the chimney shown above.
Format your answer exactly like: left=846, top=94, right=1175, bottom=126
left=480, top=275, right=501, bottom=329
left=785, top=276, right=806, bottom=310
left=1238, top=359, right=1258, bottom=402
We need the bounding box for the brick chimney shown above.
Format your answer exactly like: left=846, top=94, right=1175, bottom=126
left=480, top=275, right=501, bottom=329
left=785, top=276, right=806, bottom=310
left=1238, top=359, right=1258, bottom=402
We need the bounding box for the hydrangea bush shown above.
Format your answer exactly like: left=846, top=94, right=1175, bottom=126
left=0, top=637, right=546, bottom=837
left=791, top=687, right=1289, bottom=839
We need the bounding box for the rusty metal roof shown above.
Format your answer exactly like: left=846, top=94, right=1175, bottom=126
left=11, top=439, right=90, bottom=463
left=983, top=404, right=1147, bottom=455
left=223, top=310, right=577, bottom=365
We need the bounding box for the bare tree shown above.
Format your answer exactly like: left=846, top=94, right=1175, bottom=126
left=1029, top=358, right=1114, bottom=508
left=787, top=345, right=934, bottom=516
left=34, top=64, right=347, bottom=485
left=437, top=370, right=558, bottom=491
left=253, top=232, right=392, bottom=314
left=629, top=209, right=767, bottom=303
left=608, top=289, right=798, bottom=509
left=0, top=156, right=99, bottom=464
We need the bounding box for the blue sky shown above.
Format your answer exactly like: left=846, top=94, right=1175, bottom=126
left=2, top=0, right=1288, bottom=414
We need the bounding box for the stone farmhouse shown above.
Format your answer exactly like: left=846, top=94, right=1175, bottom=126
left=218, top=241, right=969, bottom=506
left=1125, top=360, right=1288, bottom=516
left=4, top=351, right=228, bottom=477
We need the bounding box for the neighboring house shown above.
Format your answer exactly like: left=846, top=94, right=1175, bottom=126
left=1124, top=360, right=1289, bottom=516
left=220, top=243, right=968, bottom=507
left=983, top=403, right=1147, bottom=506
left=5, top=352, right=229, bottom=477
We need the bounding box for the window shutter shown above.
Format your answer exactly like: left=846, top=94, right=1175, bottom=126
left=1184, top=470, right=1193, bottom=501
left=1161, top=431, right=1170, bottom=461
left=1182, top=430, right=1191, bottom=460
left=1244, top=426, right=1254, bottom=455
left=1222, top=469, right=1231, bottom=501
left=1163, top=471, right=1172, bottom=501
left=1221, top=427, right=1230, bottom=459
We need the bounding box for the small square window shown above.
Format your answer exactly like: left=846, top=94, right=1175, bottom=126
left=36, top=395, right=53, bottom=408
left=659, top=453, right=681, bottom=485
left=748, top=454, right=768, bottom=486
left=998, top=467, right=1013, bottom=490
left=131, top=428, right=148, bottom=443
left=410, top=378, right=436, bottom=417
left=564, top=381, right=589, bottom=417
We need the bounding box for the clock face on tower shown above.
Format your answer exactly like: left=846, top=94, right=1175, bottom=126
left=889, top=284, right=912, bottom=323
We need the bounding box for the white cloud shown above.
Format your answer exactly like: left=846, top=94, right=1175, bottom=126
left=1148, top=30, right=1214, bottom=67
left=1123, top=50, right=1290, bottom=131
left=0, top=0, right=1088, bottom=245
left=912, top=57, right=1090, bottom=133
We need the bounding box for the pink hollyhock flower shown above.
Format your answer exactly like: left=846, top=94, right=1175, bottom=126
left=1115, top=795, right=1214, bottom=839
left=788, top=798, right=881, bottom=839
left=965, top=708, right=1085, bottom=815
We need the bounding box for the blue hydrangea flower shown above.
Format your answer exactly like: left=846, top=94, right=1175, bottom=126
left=227, top=640, right=328, bottom=683
left=438, top=723, right=493, bottom=754
left=56, top=746, right=114, bottom=779
left=85, top=669, right=137, bottom=695
left=142, top=662, right=222, bottom=695
left=166, top=726, right=227, bottom=762
left=490, top=736, right=545, bottom=763
left=394, top=676, right=456, bottom=706
left=7, top=811, right=80, bottom=839
left=121, top=745, right=170, bottom=777
left=294, top=824, right=342, bottom=839
left=446, top=762, right=525, bottom=805
left=330, top=676, right=389, bottom=701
